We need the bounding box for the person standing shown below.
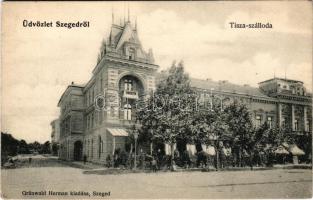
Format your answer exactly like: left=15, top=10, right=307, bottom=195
left=83, top=154, right=87, bottom=165
left=151, top=157, right=157, bottom=172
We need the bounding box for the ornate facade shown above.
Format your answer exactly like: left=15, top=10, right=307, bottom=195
left=55, top=21, right=312, bottom=163
left=57, top=20, right=158, bottom=162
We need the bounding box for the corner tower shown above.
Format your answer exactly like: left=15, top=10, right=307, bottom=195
left=82, top=20, right=159, bottom=163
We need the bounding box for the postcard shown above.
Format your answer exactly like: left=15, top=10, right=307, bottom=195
left=1, top=1, right=312, bottom=199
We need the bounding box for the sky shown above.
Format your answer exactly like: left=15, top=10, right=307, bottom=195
left=2, top=1, right=312, bottom=143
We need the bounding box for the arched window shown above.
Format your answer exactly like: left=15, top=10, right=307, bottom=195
left=124, top=79, right=132, bottom=91
left=124, top=104, right=132, bottom=120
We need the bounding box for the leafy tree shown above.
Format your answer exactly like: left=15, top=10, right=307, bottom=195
left=18, top=139, right=30, bottom=154
left=51, top=143, right=59, bottom=156
left=137, top=61, right=195, bottom=164
left=28, top=141, right=41, bottom=152
left=39, top=141, right=51, bottom=154
left=1, top=132, right=20, bottom=165
left=223, top=102, right=254, bottom=166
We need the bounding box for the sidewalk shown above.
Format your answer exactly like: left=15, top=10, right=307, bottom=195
left=63, top=160, right=311, bottom=173
left=62, top=160, right=107, bottom=170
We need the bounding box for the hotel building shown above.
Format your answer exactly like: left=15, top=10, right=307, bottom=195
left=55, top=20, right=312, bottom=163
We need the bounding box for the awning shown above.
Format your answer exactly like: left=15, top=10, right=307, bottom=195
left=288, top=145, right=305, bottom=156
left=274, top=146, right=289, bottom=154
left=107, top=128, right=129, bottom=137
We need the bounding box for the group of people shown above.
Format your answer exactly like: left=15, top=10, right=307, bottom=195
left=82, top=145, right=278, bottom=171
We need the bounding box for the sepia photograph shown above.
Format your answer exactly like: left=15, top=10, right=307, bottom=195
left=1, top=1, right=312, bottom=199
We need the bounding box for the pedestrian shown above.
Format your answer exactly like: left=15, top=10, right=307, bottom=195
left=157, top=149, right=163, bottom=170
left=183, top=149, right=190, bottom=169
left=139, top=149, right=146, bottom=170
left=171, top=160, right=177, bottom=171
left=83, top=154, right=87, bottom=165
left=106, top=155, right=112, bottom=168
left=28, top=157, right=32, bottom=164
left=151, top=157, right=157, bottom=172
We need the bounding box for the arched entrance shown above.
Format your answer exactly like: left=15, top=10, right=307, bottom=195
left=73, top=141, right=83, bottom=161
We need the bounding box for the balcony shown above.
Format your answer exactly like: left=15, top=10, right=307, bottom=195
left=123, top=90, right=139, bottom=99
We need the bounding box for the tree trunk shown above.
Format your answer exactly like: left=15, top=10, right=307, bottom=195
left=215, top=143, right=219, bottom=170
left=171, top=143, right=175, bottom=170
left=239, top=146, right=242, bottom=167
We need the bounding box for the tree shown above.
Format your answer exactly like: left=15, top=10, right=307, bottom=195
left=137, top=61, right=195, bottom=166
left=28, top=141, right=41, bottom=153
left=1, top=132, right=20, bottom=165
left=39, top=141, right=51, bottom=154
left=223, top=102, right=254, bottom=166
left=51, top=143, right=59, bottom=156
left=18, top=139, right=30, bottom=154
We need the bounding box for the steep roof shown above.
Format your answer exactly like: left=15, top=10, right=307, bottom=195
left=108, top=22, right=140, bottom=49
left=115, top=22, right=140, bottom=50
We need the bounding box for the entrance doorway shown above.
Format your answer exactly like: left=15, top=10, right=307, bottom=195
left=73, top=141, right=83, bottom=161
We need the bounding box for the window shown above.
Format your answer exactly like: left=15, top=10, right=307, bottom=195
left=98, top=136, right=101, bottom=158
left=305, top=120, right=310, bottom=132
left=256, top=115, right=262, bottom=127
left=267, top=116, right=273, bottom=128
left=129, top=48, right=135, bottom=60
left=124, top=104, right=132, bottom=120
left=124, top=79, right=132, bottom=91
left=281, top=118, right=286, bottom=128
left=294, top=119, right=299, bottom=131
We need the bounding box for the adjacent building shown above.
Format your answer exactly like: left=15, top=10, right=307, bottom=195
left=50, top=119, right=60, bottom=156
left=56, top=20, right=312, bottom=163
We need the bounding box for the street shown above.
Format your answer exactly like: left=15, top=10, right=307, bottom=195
left=1, top=155, right=312, bottom=199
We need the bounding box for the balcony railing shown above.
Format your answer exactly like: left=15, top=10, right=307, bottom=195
left=123, top=90, right=139, bottom=99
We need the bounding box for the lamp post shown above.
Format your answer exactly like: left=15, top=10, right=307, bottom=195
left=210, top=88, right=214, bottom=111
left=132, top=120, right=141, bottom=170
left=133, top=129, right=138, bottom=170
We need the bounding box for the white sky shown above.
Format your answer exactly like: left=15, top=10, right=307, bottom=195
left=2, top=2, right=312, bottom=143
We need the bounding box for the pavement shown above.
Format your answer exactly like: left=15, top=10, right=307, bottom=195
left=67, top=159, right=312, bottom=172
left=1, top=155, right=312, bottom=199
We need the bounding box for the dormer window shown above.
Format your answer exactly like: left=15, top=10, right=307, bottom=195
left=129, top=48, right=135, bottom=60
